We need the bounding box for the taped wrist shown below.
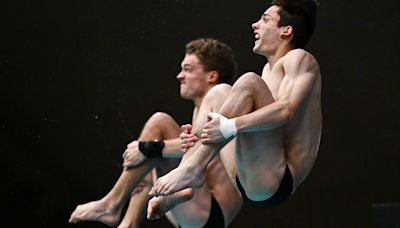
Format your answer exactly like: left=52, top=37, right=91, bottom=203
left=220, top=117, right=238, bottom=139
left=138, top=140, right=164, bottom=158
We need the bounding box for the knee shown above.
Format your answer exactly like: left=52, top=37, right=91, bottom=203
left=143, top=112, right=174, bottom=132
left=243, top=177, right=281, bottom=202
left=147, top=112, right=173, bottom=126
left=231, top=72, right=262, bottom=94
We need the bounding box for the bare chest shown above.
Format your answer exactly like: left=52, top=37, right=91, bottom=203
left=262, top=62, right=286, bottom=99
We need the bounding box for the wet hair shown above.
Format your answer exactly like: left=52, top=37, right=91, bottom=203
left=271, top=0, right=318, bottom=48
left=185, top=38, right=237, bottom=85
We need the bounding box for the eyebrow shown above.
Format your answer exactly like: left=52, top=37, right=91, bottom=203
left=181, top=63, right=197, bottom=69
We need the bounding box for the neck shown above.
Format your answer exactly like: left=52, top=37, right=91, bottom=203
left=266, top=45, right=293, bottom=68
left=193, top=85, right=212, bottom=108
left=193, top=96, right=204, bottom=109
left=192, top=85, right=213, bottom=120
left=191, top=94, right=205, bottom=123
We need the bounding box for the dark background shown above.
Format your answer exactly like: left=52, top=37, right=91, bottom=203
left=1, top=0, right=399, bottom=227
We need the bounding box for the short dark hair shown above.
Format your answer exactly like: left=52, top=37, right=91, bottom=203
left=185, top=38, right=237, bottom=85
left=272, top=0, right=318, bottom=48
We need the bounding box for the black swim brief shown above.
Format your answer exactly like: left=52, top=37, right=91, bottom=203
left=203, top=195, right=225, bottom=228
left=236, top=165, right=293, bottom=208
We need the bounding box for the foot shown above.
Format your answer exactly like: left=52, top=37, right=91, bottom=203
left=147, top=188, right=194, bottom=220
left=149, top=164, right=205, bottom=196
left=69, top=200, right=121, bottom=226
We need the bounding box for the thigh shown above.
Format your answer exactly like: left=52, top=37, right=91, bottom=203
left=141, top=112, right=182, bottom=140
left=219, top=140, right=237, bottom=182
left=170, top=186, right=212, bottom=227
left=235, top=128, right=286, bottom=200
left=206, top=153, right=242, bottom=226
left=219, top=73, right=275, bottom=117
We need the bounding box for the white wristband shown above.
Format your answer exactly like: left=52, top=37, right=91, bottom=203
left=209, top=112, right=238, bottom=139
left=220, top=117, right=237, bottom=139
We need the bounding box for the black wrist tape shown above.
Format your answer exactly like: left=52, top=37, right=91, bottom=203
left=138, top=140, right=164, bottom=158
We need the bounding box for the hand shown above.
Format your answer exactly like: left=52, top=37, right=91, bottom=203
left=201, top=113, right=225, bottom=144
left=179, top=124, right=198, bottom=153
left=201, top=112, right=237, bottom=144
left=122, top=140, right=147, bottom=168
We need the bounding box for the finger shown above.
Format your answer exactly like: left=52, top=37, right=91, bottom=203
left=180, top=132, right=192, bottom=140
left=181, top=143, right=189, bottom=151
left=183, top=137, right=194, bottom=144
left=146, top=206, right=152, bottom=219
left=149, top=186, right=157, bottom=196
left=123, top=158, right=132, bottom=168
left=207, top=113, right=213, bottom=121
left=190, top=135, right=198, bottom=142
left=180, top=132, right=189, bottom=139
left=203, top=121, right=211, bottom=129
left=181, top=124, right=192, bottom=133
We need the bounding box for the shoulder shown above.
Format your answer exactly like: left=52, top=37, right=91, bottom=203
left=203, top=83, right=232, bottom=110
left=205, top=83, right=231, bottom=98
left=284, top=49, right=320, bottom=73
left=285, top=49, right=317, bottom=63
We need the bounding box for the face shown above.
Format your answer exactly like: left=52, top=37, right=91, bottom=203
left=252, top=5, right=284, bottom=56
left=176, top=54, right=212, bottom=101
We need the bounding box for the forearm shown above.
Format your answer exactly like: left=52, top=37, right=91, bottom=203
left=162, top=138, right=184, bottom=158
left=235, top=99, right=290, bottom=133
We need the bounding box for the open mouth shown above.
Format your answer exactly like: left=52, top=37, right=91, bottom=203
left=254, top=33, right=260, bottom=40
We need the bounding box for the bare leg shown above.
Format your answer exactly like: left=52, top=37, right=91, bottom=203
left=145, top=152, right=242, bottom=225
left=151, top=73, right=275, bottom=196
left=150, top=84, right=231, bottom=196
left=69, top=159, right=159, bottom=226
left=117, top=173, right=153, bottom=228
left=69, top=112, right=181, bottom=226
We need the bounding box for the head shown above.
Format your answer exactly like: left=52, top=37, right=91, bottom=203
left=252, top=0, right=318, bottom=55
left=177, top=38, right=237, bottom=101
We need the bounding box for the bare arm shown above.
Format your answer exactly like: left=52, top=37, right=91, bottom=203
left=123, top=138, right=183, bottom=168
left=162, top=138, right=185, bottom=158
left=236, top=50, right=319, bottom=132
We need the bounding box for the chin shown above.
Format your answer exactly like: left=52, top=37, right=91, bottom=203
left=253, top=47, right=262, bottom=55
left=180, top=92, right=191, bottom=100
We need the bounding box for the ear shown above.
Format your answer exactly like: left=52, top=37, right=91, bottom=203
left=207, top=71, right=220, bottom=84
left=280, top=25, right=293, bottom=39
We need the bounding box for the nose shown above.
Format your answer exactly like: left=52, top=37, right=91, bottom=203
left=252, top=20, right=259, bottom=30
left=176, top=71, right=184, bottom=80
